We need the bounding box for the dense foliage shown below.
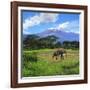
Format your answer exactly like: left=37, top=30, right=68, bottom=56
left=23, top=35, right=79, bottom=50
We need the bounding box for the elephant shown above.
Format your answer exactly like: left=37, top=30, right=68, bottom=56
left=52, top=48, right=67, bottom=60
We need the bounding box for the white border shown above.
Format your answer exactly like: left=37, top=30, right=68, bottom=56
left=18, top=6, right=84, bottom=83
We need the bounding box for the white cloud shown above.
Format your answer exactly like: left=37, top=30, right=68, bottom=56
left=23, top=13, right=59, bottom=30
left=66, top=20, right=80, bottom=33
left=40, top=13, right=58, bottom=23
left=23, top=15, right=41, bottom=30
left=48, top=20, right=80, bottom=34
left=23, top=30, right=30, bottom=35
left=48, top=21, right=69, bottom=31
left=57, top=22, right=69, bottom=29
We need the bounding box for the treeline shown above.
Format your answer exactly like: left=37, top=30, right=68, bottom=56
left=23, top=35, right=79, bottom=50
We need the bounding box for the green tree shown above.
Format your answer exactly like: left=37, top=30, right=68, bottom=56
left=23, top=35, right=40, bottom=50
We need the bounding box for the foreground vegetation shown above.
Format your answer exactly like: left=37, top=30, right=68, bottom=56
left=22, top=49, right=79, bottom=77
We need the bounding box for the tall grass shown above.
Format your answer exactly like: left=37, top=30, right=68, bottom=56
left=22, top=49, right=79, bottom=77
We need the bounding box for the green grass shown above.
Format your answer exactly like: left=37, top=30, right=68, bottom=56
left=22, top=49, right=79, bottom=77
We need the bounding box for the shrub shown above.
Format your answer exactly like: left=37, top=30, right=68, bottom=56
left=23, top=52, right=38, bottom=62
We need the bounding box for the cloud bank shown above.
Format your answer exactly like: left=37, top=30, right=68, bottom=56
left=23, top=13, right=59, bottom=30
left=48, top=20, right=79, bottom=34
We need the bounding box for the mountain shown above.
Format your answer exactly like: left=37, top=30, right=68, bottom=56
left=36, top=29, right=79, bottom=42
left=23, top=29, right=79, bottom=42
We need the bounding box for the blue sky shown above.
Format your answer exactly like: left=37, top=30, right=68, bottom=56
left=22, top=10, right=80, bottom=34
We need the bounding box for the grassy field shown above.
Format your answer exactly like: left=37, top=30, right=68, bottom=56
left=22, top=49, right=79, bottom=77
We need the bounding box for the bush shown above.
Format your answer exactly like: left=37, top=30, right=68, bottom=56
left=23, top=52, right=38, bottom=62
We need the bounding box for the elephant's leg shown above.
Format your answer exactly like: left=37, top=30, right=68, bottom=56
left=61, top=54, right=64, bottom=59
left=56, top=56, right=58, bottom=60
